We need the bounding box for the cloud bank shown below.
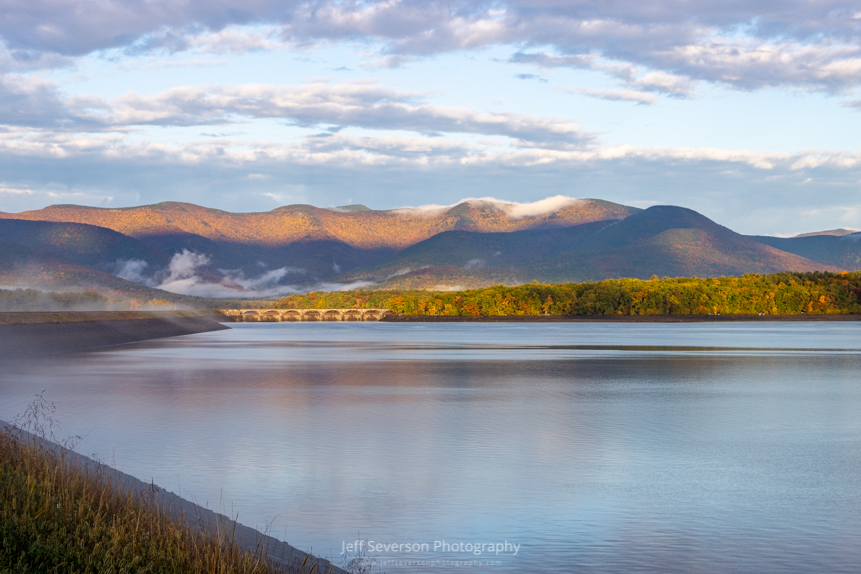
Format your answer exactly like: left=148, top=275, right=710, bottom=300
left=395, top=196, right=585, bottom=218
left=3, top=1, right=861, bottom=92
left=115, top=249, right=375, bottom=298
left=0, top=77, right=593, bottom=148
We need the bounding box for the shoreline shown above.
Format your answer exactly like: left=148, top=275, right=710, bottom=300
left=0, top=311, right=229, bottom=361
left=0, top=310, right=226, bottom=325
left=381, top=314, right=861, bottom=323
left=0, top=420, right=347, bottom=574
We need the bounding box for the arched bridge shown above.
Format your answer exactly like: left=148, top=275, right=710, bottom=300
left=220, top=308, right=390, bottom=322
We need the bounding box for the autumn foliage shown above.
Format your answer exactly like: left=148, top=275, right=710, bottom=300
left=0, top=200, right=635, bottom=249
left=273, top=272, right=861, bottom=316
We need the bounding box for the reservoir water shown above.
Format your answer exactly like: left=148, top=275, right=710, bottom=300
left=2, top=322, right=861, bottom=573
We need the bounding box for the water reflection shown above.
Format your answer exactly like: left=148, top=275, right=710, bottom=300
left=1, top=323, right=861, bottom=573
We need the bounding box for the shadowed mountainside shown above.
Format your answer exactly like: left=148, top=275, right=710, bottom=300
left=0, top=240, right=207, bottom=306
left=139, top=232, right=396, bottom=279
left=369, top=220, right=612, bottom=271
left=532, top=206, right=840, bottom=281
left=0, top=219, right=170, bottom=271
left=750, top=233, right=861, bottom=271
left=363, top=206, right=843, bottom=289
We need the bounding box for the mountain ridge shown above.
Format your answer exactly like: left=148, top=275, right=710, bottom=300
left=0, top=198, right=638, bottom=250
left=0, top=198, right=856, bottom=298
left=356, top=206, right=842, bottom=289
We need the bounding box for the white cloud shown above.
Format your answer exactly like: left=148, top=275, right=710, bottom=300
left=0, top=1, right=859, bottom=92
left=105, top=82, right=593, bottom=147
left=114, top=259, right=155, bottom=286
left=571, top=88, right=657, bottom=105
left=187, top=26, right=287, bottom=55
left=513, top=52, right=698, bottom=97
left=503, top=195, right=586, bottom=218
left=0, top=181, right=115, bottom=209
left=2, top=118, right=861, bottom=175
left=0, top=77, right=594, bottom=148
left=113, top=248, right=376, bottom=298
left=629, top=71, right=695, bottom=97
left=157, top=250, right=212, bottom=292
left=395, top=196, right=585, bottom=219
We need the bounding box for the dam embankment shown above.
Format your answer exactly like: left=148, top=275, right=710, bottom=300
left=0, top=311, right=229, bottom=361
left=0, top=420, right=347, bottom=574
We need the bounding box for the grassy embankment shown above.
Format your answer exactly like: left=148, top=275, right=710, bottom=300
left=0, top=404, right=315, bottom=574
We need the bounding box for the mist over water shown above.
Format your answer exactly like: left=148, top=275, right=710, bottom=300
left=2, top=323, right=861, bottom=573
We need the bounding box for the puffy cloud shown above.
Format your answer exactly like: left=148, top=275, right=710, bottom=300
left=135, top=249, right=374, bottom=298
left=108, top=82, right=594, bottom=146
left=629, top=71, right=695, bottom=96
left=2, top=117, right=861, bottom=174
left=114, top=259, right=154, bottom=286
left=0, top=75, right=81, bottom=128
left=0, top=78, right=595, bottom=147
left=2, top=1, right=860, bottom=91
left=511, top=52, right=698, bottom=97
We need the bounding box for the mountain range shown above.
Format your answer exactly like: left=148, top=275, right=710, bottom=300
left=0, top=197, right=858, bottom=300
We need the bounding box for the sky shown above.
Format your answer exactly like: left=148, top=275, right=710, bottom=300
left=0, top=1, right=860, bottom=235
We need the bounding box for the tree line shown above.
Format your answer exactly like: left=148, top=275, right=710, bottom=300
left=272, top=272, right=861, bottom=316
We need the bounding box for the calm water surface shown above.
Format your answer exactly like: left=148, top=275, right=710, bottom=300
left=2, top=322, right=861, bottom=573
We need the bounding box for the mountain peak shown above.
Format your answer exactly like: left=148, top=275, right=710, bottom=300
left=794, top=228, right=860, bottom=238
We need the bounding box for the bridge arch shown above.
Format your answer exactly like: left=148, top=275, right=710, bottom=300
left=222, top=308, right=388, bottom=322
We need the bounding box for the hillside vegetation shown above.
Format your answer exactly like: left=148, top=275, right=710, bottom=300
left=0, top=413, right=312, bottom=574
left=1, top=199, right=636, bottom=250
left=272, top=272, right=861, bottom=316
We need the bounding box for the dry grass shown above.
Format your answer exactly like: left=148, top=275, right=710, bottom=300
left=0, top=398, right=325, bottom=574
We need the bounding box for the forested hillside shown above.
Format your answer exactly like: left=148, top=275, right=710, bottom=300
left=273, top=272, right=861, bottom=316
